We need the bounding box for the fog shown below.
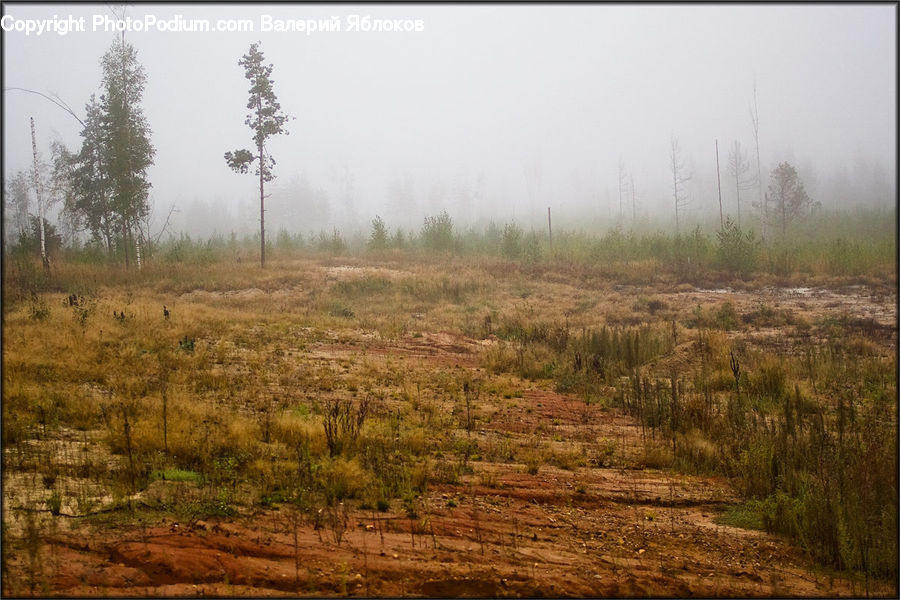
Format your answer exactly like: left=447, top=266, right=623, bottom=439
left=2, top=3, right=896, bottom=241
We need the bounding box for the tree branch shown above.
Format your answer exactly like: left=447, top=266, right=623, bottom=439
left=4, top=87, right=85, bottom=127
left=152, top=202, right=178, bottom=245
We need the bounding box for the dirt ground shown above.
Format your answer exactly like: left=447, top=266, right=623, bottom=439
left=4, top=441, right=890, bottom=597
left=2, top=274, right=896, bottom=597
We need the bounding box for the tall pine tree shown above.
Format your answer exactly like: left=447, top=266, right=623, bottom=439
left=225, top=42, right=290, bottom=268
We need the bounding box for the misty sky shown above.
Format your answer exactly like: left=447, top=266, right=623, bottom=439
left=2, top=3, right=896, bottom=238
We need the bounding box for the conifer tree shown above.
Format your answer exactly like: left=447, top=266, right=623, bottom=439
left=225, top=42, right=291, bottom=267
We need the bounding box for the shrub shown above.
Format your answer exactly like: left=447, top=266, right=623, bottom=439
left=523, top=231, right=543, bottom=264
left=369, top=216, right=389, bottom=251
left=670, top=226, right=711, bottom=280
left=421, top=211, right=455, bottom=252
left=501, top=222, right=523, bottom=260
left=318, top=457, right=371, bottom=504
left=716, top=217, right=759, bottom=277
left=714, top=302, right=740, bottom=331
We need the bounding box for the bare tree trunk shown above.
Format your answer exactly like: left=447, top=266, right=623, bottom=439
left=30, top=117, right=50, bottom=274
left=715, top=139, right=724, bottom=229
left=258, top=95, right=266, bottom=268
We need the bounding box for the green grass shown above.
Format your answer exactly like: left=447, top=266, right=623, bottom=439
left=716, top=500, right=766, bottom=531
left=151, top=468, right=201, bottom=483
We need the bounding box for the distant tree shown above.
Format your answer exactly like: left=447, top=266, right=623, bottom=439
left=669, top=136, right=691, bottom=233
left=275, top=227, right=294, bottom=251
left=225, top=42, right=291, bottom=268
left=727, top=140, right=754, bottom=227
left=523, top=153, right=543, bottom=220
left=767, top=162, right=816, bottom=236
left=391, top=228, right=407, bottom=249
left=316, top=228, right=345, bottom=254
left=386, top=171, right=415, bottom=226
left=329, top=162, right=357, bottom=228
left=369, top=215, right=388, bottom=250
left=4, top=170, right=31, bottom=244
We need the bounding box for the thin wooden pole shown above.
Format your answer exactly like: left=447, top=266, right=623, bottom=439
left=547, top=206, right=552, bottom=247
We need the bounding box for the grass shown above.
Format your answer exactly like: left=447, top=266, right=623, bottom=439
left=716, top=500, right=767, bottom=531
left=2, top=215, right=897, bottom=589
left=150, top=469, right=201, bottom=483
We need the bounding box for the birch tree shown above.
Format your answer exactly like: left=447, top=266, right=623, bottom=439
left=30, top=118, right=51, bottom=272
left=101, top=38, right=155, bottom=269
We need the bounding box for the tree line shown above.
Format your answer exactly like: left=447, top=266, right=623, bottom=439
left=5, top=37, right=291, bottom=271
left=4, top=37, right=827, bottom=272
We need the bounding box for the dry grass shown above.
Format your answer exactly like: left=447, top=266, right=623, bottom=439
left=2, top=250, right=897, bottom=589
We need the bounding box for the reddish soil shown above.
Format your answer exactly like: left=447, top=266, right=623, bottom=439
left=8, top=462, right=891, bottom=598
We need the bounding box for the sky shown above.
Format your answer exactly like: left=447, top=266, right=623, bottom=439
left=2, top=3, right=896, bottom=239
